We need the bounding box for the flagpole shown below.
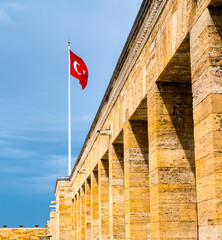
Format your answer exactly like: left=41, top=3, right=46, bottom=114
left=68, top=39, right=71, bottom=176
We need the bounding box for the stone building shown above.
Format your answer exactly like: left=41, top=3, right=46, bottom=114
left=0, top=227, right=49, bottom=240
left=48, top=0, right=222, bottom=239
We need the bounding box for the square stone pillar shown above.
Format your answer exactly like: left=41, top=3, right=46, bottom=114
left=49, top=210, right=56, bottom=240
left=190, top=7, right=222, bottom=239
left=147, top=82, right=198, bottom=239
left=74, top=195, right=78, bottom=240
left=109, top=143, right=125, bottom=240
left=123, top=120, right=150, bottom=240
left=98, top=159, right=110, bottom=240
left=77, top=190, right=81, bottom=240
left=91, top=169, right=99, bottom=240
left=80, top=185, right=86, bottom=240
left=85, top=178, right=91, bottom=240
left=71, top=198, right=75, bottom=240
left=55, top=180, right=72, bottom=240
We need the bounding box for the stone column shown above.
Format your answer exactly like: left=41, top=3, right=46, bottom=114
left=55, top=180, right=72, bottom=240
left=85, top=178, right=91, bottom=240
left=91, top=169, right=99, bottom=240
left=77, top=190, right=81, bottom=240
left=190, top=7, right=222, bottom=239
left=81, top=185, right=86, bottom=240
left=123, top=120, right=150, bottom=240
left=109, top=143, right=125, bottom=240
left=71, top=198, right=75, bottom=240
left=49, top=210, right=56, bottom=240
left=147, top=82, right=197, bottom=239
left=98, top=159, right=110, bottom=240
left=74, top=195, right=78, bottom=240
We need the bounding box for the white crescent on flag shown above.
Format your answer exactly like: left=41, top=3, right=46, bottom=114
left=74, top=61, right=82, bottom=75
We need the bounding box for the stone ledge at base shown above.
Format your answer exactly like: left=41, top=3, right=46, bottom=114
left=0, top=228, right=49, bottom=240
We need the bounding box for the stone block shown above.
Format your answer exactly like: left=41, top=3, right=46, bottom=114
left=198, top=198, right=222, bottom=226
left=151, top=203, right=179, bottom=222
left=195, top=152, right=222, bottom=179
left=150, top=184, right=196, bottom=206
left=193, top=94, right=222, bottom=125
left=150, top=167, right=195, bottom=187
left=196, top=170, right=222, bottom=203
left=179, top=203, right=197, bottom=222
left=149, top=149, right=194, bottom=171
left=199, top=225, right=222, bottom=240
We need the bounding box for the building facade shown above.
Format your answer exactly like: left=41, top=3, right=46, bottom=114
left=48, top=0, right=222, bottom=239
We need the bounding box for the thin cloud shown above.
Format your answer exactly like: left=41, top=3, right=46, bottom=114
left=0, top=154, right=71, bottom=194
left=0, top=166, right=27, bottom=174
left=0, top=9, right=10, bottom=23
left=37, top=154, right=77, bottom=174
left=4, top=3, right=23, bottom=10
left=0, top=147, right=38, bottom=159
left=80, top=114, right=93, bottom=122
left=0, top=3, right=23, bottom=24
left=0, top=139, right=7, bottom=146
left=0, top=132, right=62, bottom=143
left=6, top=174, right=59, bottom=194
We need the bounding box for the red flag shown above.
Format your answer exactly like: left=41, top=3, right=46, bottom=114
left=69, top=50, right=88, bottom=90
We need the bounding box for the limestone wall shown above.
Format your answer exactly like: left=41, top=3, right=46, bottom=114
left=0, top=228, right=48, bottom=240
left=49, top=0, right=222, bottom=239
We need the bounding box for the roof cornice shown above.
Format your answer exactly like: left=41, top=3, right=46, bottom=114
left=54, top=177, right=70, bottom=194
left=67, top=0, right=167, bottom=186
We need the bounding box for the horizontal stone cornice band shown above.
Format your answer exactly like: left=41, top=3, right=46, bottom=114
left=69, top=0, right=167, bottom=187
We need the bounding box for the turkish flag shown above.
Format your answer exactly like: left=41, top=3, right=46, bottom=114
left=69, top=50, right=88, bottom=90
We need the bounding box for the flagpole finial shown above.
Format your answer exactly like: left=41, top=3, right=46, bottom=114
left=68, top=38, right=70, bottom=46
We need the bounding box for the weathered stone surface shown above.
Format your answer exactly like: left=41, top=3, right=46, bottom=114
left=49, top=210, right=56, bottom=240
left=0, top=228, right=49, bottom=240
left=80, top=186, right=85, bottom=240
left=85, top=178, right=91, bottom=240
left=190, top=6, right=222, bottom=240
left=147, top=79, right=197, bottom=239
left=54, top=180, right=72, bottom=240
left=124, top=121, right=150, bottom=240
left=48, top=1, right=221, bottom=240
left=98, top=159, right=109, bottom=240
left=109, top=143, right=125, bottom=240
left=91, top=169, right=99, bottom=240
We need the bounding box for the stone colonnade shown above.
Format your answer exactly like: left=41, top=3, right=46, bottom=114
left=50, top=2, right=222, bottom=240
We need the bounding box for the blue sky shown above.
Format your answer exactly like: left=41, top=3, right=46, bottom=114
left=0, top=0, right=142, bottom=227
